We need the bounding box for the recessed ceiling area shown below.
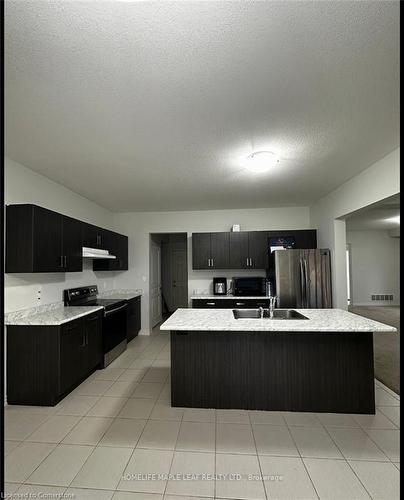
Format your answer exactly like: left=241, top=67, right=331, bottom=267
left=345, top=194, right=400, bottom=231
left=5, top=0, right=400, bottom=212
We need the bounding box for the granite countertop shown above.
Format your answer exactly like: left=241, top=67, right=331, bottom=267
left=160, top=308, right=398, bottom=333
left=5, top=305, right=104, bottom=326
left=99, top=289, right=142, bottom=301
left=191, top=295, right=270, bottom=300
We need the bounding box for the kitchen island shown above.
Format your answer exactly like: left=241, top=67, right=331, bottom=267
left=160, top=308, right=396, bottom=414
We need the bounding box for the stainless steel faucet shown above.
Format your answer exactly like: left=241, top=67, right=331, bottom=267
left=268, top=296, right=278, bottom=318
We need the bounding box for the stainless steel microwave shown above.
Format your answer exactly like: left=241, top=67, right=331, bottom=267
left=232, top=277, right=266, bottom=296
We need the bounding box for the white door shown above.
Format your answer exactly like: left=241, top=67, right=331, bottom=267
left=172, top=249, right=188, bottom=309
left=150, top=241, right=162, bottom=327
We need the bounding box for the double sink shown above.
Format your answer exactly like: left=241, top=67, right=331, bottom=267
left=233, top=309, right=309, bottom=320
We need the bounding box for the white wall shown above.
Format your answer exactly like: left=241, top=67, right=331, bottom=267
left=113, top=207, right=311, bottom=333
left=5, top=157, right=118, bottom=312
left=347, top=230, right=400, bottom=306
left=310, top=148, right=400, bottom=309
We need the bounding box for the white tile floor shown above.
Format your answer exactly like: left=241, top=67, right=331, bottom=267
left=4, top=331, right=400, bottom=500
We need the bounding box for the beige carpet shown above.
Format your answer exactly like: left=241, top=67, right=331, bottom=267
left=349, top=305, right=400, bottom=394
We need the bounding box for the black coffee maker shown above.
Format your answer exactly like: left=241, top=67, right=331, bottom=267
left=213, top=277, right=227, bottom=295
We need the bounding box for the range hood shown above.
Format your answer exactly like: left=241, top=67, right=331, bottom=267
left=82, top=247, right=116, bottom=259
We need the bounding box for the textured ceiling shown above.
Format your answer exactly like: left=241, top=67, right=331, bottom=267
left=346, top=195, right=400, bottom=231
left=5, top=0, right=400, bottom=212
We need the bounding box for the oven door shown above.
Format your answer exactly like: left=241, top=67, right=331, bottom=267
left=102, top=303, right=127, bottom=365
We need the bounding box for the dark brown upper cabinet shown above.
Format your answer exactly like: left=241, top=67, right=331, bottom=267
left=82, top=223, right=108, bottom=249
left=6, top=204, right=83, bottom=273
left=6, top=204, right=129, bottom=273
left=192, top=229, right=317, bottom=270
left=229, top=231, right=268, bottom=269
left=92, top=231, right=128, bottom=271
left=62, top=216, right=84, bottom=272
left=192, top=232, right=230, bottom=269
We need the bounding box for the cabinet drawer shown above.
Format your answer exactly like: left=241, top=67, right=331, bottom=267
left=192, top=299, right=231, bottom=309
left=192, top=298, right=270, bottom=309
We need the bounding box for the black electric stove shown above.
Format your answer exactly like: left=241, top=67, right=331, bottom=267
left=64, top=285, right=128, bottom=367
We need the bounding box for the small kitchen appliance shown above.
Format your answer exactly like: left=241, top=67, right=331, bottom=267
left=213, top=277, right=227, bottom=295
left=232, top=277, right=267, bottom=296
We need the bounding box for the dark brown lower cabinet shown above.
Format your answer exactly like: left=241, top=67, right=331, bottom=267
left=7, top=311, right=102, bottom=406
left=170, top=330, right=375, bottom=414
left=127, top=296, right=141, bottom=341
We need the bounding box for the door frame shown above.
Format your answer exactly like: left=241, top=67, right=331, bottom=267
left=149, top=233, right=188, bottom=329
left=149, top=238, right=162, bottom=329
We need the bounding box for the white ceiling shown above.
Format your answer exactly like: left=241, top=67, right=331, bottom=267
left=5, top=0, right=400, bottom=212
left=345, top=194, right=400, bottom=231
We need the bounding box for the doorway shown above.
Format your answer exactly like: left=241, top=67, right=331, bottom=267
left=149, top=233, right=188, bottom=328
left=343, top=193, right=400, bottom=393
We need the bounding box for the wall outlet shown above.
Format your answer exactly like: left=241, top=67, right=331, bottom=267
left=36, top=287, right=42, bottom=301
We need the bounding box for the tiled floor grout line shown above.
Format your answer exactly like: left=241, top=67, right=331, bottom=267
left=376, top=406, right=400, bottom=428
left=283, top=416, right=321, bottom=500
left=162, top=398, right=185, bottom=498
left=320, top=418, right=392, bottom=467
left=248, top=411, right=269, bottom=500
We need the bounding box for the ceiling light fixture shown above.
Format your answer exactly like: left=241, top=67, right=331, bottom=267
left=385, top=215, right=400, bottom=224
left=245, top=151, right=280, bottom=173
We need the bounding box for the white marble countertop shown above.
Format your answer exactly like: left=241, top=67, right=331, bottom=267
left=6, top=305, right=104, bottom=326
left=191, top=295, right=270, bottom=300
left=160, top=308, right=397, bottom=333
left=99, top=289, right=142, bottom=301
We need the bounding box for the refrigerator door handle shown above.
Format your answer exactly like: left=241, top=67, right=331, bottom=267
left=304, top=258, right=309, bottom=308
left=299, top=258, right=306, bottom=308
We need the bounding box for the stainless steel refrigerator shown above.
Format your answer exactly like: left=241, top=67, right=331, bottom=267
left=274, top=249, right=332, bottom=308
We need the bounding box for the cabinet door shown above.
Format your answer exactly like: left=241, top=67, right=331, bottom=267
left=60, top=320, right=86, bottom=394
left=83, top=313, right=102, bottom=371
left=117, top=234, right=129, bottom=270
left=93, top=232, right=128, bottom=271
left=248, top=231, right=268, bottom=269
left=293, top=230, right=317, bottom=249
left=192, top=233, right=211, bottom=269
left=127, top=296, right=141, bottom=341
left=210, top=232, right=229, bottom=269
left=62, top=216, right=83, bottom=272
left=83, top=223, right=104, bottom=248
left=229, top=232, right=249, bottom=269
left=33, top=206, right=63, bottom=272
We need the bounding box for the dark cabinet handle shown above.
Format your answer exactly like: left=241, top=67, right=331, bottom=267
left=60, top=255, right=64, bottom=268
left=86, top=316, right=98, bottom=322
left=64, top=255, right=67, bottom=268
